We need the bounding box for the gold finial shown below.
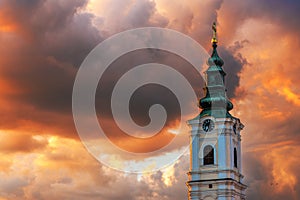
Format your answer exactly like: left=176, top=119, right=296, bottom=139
left=211, top=22, right=218, bottom=44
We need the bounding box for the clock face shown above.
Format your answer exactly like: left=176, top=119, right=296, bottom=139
left=202, top=119, right=214, bottom=132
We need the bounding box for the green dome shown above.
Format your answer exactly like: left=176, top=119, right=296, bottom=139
left=199, top=41, right=233, bottom=118
left=207, top=43, right=224, bottom=67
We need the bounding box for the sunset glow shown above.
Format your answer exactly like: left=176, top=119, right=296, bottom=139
left=0, top=0, right=300, bottom=199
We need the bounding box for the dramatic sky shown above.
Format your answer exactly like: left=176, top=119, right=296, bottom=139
left=0, top=0, right=300, bottom=199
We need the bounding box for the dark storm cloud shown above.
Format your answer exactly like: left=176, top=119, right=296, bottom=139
left=0, top=0, right=171, bottom=137
left=1, top=0, right=101, bottom=66
left=0, top=0, right=102, bottom=137
left=94, top=49, right=204, bottom=152
left=42, top=12, right=101, bottom=67
left=219, top=44, right=248, bottom=99
left=96, top=49, right=204, bottom=125
left=0, top=0, right=243, bottom=137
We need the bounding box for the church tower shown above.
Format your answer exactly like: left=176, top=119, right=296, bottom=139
left=186, top=23, right=247, bottom=200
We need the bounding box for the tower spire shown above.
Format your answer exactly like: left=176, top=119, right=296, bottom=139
left=199, top=22, right=233, bottom=118
left=208, top=22, right=224, bottom=67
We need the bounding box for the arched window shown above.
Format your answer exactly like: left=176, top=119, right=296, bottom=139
left=234, top=148, right=238, bottom=168
left=203, top=145, right=214, bottom=165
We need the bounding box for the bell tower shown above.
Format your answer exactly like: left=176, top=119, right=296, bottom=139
left=186, top=23, right=247, bottom=200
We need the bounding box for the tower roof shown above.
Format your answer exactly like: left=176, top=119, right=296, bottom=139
left=199, top=22, right=233, bottom=118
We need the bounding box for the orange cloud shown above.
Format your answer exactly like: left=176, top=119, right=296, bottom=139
left=279, top=87, right=300, bottom=106
left=0, top=12, right=18, bottom=33
left=247, top=141, right=299, bottom=196
left=0, top=131, right=48, bottom=153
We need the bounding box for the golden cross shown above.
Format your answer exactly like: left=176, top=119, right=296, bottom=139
left=211, top=22, right=218, bottom=43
